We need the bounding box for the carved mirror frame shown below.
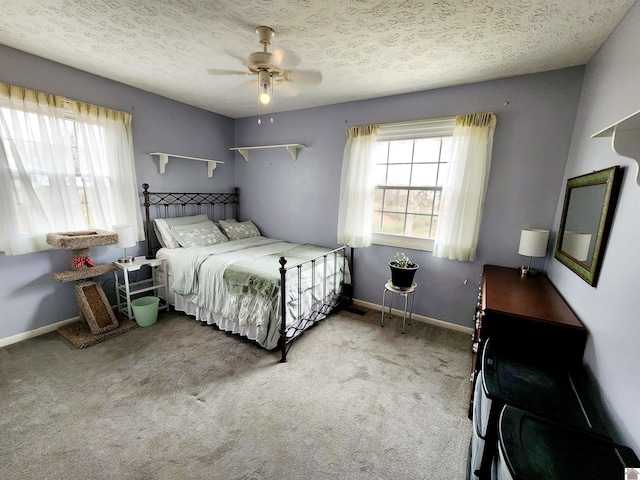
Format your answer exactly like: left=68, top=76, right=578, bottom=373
left=555, top=165, right=622, bottom=287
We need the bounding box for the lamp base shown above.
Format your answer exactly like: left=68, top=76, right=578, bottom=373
left=117, top=256, right=135, bottom=263
left=519, top=266, right=540, bottom=276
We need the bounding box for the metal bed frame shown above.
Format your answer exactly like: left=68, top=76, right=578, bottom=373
left=142, top=183, right=349, bottom=362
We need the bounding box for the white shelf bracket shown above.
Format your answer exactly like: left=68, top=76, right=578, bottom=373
left=206, top=161, right=218, bottom=178
left=611, top=129, right=640, bottom=184
left=157, top=153, right=169, bottom=174
left=592, top=109, right=640, bottom=185
left=149, top=152, right=224, bottom=178
left=237, top=149, right=250, bottom=162
left=285, top=144, right=300, bottom=160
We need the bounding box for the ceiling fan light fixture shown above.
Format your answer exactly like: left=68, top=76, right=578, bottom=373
left=258, top=70, right=273, bottom=105
left=209, top=24, right=322, bottom=120
left=259, top=89, right=271, bottom=105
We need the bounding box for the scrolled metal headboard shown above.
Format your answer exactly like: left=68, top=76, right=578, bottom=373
left=142, top=183, right=239, bottom=258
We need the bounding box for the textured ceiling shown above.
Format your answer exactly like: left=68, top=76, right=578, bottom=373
left=0, top=0, right=635, bottom=119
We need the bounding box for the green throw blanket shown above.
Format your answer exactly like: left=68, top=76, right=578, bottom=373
left=223, top=243, right=341, bottom=302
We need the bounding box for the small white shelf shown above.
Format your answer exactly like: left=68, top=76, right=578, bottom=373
left=592, top=109, right=640, bottom=184
left=113, top=256, right=169, bottom=321
left=230, top=144, right=305, bottom=162
left=149, top=152, right=224, bottom=178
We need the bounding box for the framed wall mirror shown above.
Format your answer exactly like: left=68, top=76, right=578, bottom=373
left=555, top=165, right=622, bottom=286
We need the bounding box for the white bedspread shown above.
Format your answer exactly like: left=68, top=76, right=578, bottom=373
left=158, top=236, right=348, bottom=349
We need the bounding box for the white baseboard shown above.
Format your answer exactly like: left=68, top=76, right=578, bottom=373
left=0, top=316, right=79, bottom=348
left=352, top=298, right=474, bottom=335
left=0, top=304, right=121, bottom=348
left=2, top=300, right=473, bottom=348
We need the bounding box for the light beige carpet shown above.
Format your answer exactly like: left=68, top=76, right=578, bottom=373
left=57, top=316, right=138, bottom=349
left=0, top=307, right=472, bottom=480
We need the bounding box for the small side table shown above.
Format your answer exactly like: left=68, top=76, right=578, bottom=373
left=380, top=281, right=417, bottom=334
left=113, top=256, right=169, bottom=320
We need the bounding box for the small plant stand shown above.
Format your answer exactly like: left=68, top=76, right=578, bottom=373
left=380, top=280, right=417, bottom=334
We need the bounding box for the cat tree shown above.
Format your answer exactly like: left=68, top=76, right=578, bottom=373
left=46, top=229, right=135, bottom=346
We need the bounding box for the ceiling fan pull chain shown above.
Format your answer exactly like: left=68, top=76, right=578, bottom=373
left=270, top=77, right=274, bottom=123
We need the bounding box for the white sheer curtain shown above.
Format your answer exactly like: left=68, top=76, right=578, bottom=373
left=0, top=85, right=83, bottom=254
left=0, top=83, right=143, bottom=255
left=433, top=113, right=496, bottom=261
left=337, top=125, right=378, bottom=248
left=72, top=102, right=144, bottom=241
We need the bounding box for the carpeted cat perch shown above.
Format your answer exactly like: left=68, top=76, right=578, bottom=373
left=46, top=230, right=137, bottom=348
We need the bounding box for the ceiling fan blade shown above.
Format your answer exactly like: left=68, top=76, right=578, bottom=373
left=275, top=83, right=301, bottom=98
left=207, top=68, right=251, bottom=76
left=283, top=70, right=322, bottom=85
left=270, top=49, right=283, bottom=67
left=223, top=50, right=250, bottom=67
left=271, top=48, right=300, bottom=69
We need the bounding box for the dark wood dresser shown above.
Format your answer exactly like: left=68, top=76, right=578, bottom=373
left=469, top=265, right=587, bottom=416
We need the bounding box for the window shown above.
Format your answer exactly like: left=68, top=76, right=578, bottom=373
left=1, top=113, right=92, bottom=232
left=371, top=117, right=455, bottom=250
left=337, top=113, right=495, bottom=258
left=0, top=83, right=142, bottom=256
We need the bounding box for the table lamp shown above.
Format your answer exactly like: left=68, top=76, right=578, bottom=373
left=518, top=229, right=549, bottom=276
left=113, top=224, right=136, bottom=263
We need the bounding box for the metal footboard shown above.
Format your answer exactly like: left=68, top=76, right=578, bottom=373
left=278, top=246, right=349, bottom=362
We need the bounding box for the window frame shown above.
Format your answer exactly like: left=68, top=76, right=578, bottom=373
left=372, top=117, right=455, bottom=251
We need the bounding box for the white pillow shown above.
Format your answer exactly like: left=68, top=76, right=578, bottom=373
left=153, top=214, right=209, bottom=249
left=219, top=219, right=261, bottom=240
left=213, top=218, right=236, bottom=234
left=170, top=220, right=229, bottom=247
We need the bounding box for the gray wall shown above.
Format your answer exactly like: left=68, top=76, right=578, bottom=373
left=547, top=2, right=640, bottom=454
left=234, top=67, right=584, bottom=328
left=0, top=44, right=236, bottom=340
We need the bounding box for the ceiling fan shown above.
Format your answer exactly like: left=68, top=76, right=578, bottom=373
left=208, top=26, right=322, bottom=104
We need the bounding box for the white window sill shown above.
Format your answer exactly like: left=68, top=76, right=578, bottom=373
left=372, top=233, right=434, bottom=252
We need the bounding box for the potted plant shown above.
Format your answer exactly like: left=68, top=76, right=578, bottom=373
left=389, top=252, right=419, bottom=289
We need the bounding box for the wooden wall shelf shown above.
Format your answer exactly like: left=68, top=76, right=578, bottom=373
left=149, top=152, right=224, bottom=178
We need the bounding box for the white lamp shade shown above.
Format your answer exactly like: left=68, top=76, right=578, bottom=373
left=562, top=231, right=592, bottom=262
left=518, top=229, right=549, bottom=258
left=113, top=224, right=136, bottom=249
